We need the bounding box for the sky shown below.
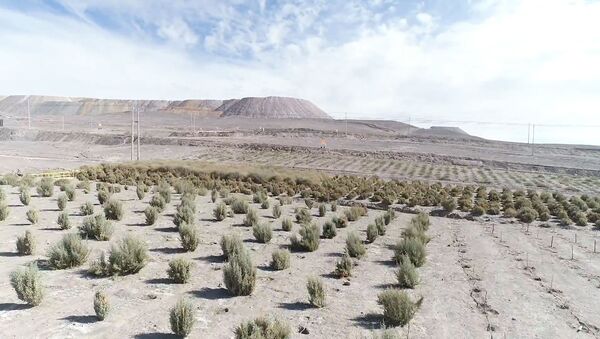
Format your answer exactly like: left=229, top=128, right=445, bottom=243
left=0, top=0, right=599, bottom=145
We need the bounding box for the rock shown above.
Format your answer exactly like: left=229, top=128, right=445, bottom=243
left=342, top=281, right=350, bottom=286
left=298, top=326, right=310, bottom=335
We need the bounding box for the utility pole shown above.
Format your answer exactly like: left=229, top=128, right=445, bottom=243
left=27, top=96, right=31, bottom=129
left=137, top=104, right=140, bottom=160
left=527, top=123, right=531, bottom=144
left=531, top=124, right=535, bottom=156
left=131, top=104, right=134, bottom=161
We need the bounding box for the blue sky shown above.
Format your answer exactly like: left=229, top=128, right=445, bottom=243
left=0, top=0, right=599, bottom=144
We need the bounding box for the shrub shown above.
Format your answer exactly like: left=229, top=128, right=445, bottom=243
left=396, top=255, right=419, bottom=288
left=383, top=209, right=396, bottom=225
left=272, top=204, right=282, bottom=219
left=10, top=264, right=44, bottom=306
left=290, top=223, right=320, bottom=252
left=57, top=211, right=71, bottom=230
left=295, top=207, right=312, bottom=224
left=211, top=189, right=218, bottom=203
left=235, top=317, right=291, bottom=339
left=76, top=180, right=91, bottom=192
left=168, top=257, right=193, bottom=283
left=377, top=290, right=421, bottom=327
left=157, top=182, right=172, bottom=203
left=97, top=190, right=111, bottom=205
left=244, top=208, right=259, bottom=226
left=410, top=213, right=430, bottom=232
left=79, top=214, right=114, bottom=241
left=16, top=230, right=36, bottom=255
left=103, top=199, right=124, bottom=221
left=223, top=248, right=256, bottom=296
left=281, top=218, right=292, bottom=231
left=221, top=234, right=244, bottom=260
left=518, top=207, right=538, bottom=224
left=136, top=184, right=146, bottom=200
left=0, top=202, right=9, bottom=221
left=144, top=206, right=159, bottom=225
left=90, top=235, right=148, bottom=276
left=65, top=185, right=76, bottom=201
left=471, top=205, right=485, bottom=216
left=94, top=291, right=110, bottom=321
left=394, top=238, right=426, bottom=267
left=231, top=198, right=250, bottom=214
left=56, top=194, right=68, bottom=211
left=170, top=298, right=195, bottom=337
left=80, top=201, right=94, bottom=215
left=334, top=254, right=353, bottom=278
left=574, top=211, right=588, bottom=226
left=37, top=178, right=54, bottom=197
left=270, top=249, right=290, bottom=270
left=261, top=199, right=270, bottom=209
left=213, top=203, right=228, bottom=221
left=402, top=226, right=430, bottom=245
left=332, top=215, right=348, bottom=228
left=503, top=207, right=517, bottom=218
left=441, top=198, right=456, bottom=213
left=346, top=232, right=366, bottom=258
left=149, top=195, right=167, bottom=212
left=26, top=208, right=39, bottom=225
left=318, top=204, right=326, bottom=217
left=331, top=201, right=337, bottom=212
left=322, top=221, right=337, bottom=239
left=19, top=189, right=31, bottom=206
left=305, top=198, right=314, bottom=209
left=47, top=234, right=90, bottom=269
left=307, top=277, right=326, bottom=308
left=173, top=205, right=195, bottom=228
left=367, top=224, right=379, bottom=243
left=345, top=206, right=367, bottom=221
left=253, top=223, right=273, bottom=243
left=179, top=222, right=200, bottom=252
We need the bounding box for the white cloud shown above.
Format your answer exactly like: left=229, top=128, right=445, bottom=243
left=157, top=19, right=198, bottom=46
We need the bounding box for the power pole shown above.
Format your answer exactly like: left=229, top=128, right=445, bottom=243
left=531, top=124, right=535, bottom=156
left=131, top=104, right=134, bottom=161
left=27, top=96, right=31, bottom=129
left=137, top=104, right=140, bottom=160
left=527, top=123, right=531, bottom=144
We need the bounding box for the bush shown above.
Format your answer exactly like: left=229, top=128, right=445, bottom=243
left=26, top=208, right=39, bottom=225
left=223, top=248, right=256, bottom=296
left=80, top=201, right=94, bottom=216
left=290, top=223, right=320, bottom=252
left=0, top=202, right=10, bottom=221
left=47, top=234, right=90, bottom=269
left=441, top=198, right=456, bottom=213
left=55, top=194, right=68, bottom=211
left=57, top=211, right=71, bottom=230
left=170, top=298, right=195, bottom=337
left=518, top=207, right=538, bottom=224
left=157, top=182, right=172, bottom=203
left=331, top=201, right=337, bottom=212
left=173, top=205, right=195, bottom=228
left=377, top=290, right=421, bottom=327
left=179, top=222, right=200, bottom=252
left=136, top=184, right=146, bottom=200
left=402, top=226, right=430, bottom=245
left=10, top=264, right=44, bottom=306
left=231, top=198, right=249, bottom=214
left=221, top=234, right=244, bottom=260
left=16, top=230, right=36, bottom=255
left=244, top=208, right=259, bottom=226
left=334, top=254, right=353, bottom=278
left=367, top=224, right=379, bottom=243
left=97, top=190, right=111, bottom=205
left=76, top=180, right=91, bottom=192
left=322, top=221, right=337, bottom=239
left=345, top=206, right=367, bottom=221
left=65, top=185, right=76, bottom=201
left=574, top=211, right=588, bottom=226
left=211, top=189, right=218, bottom=203
left=261, top=199, right=270, bottom=209
left=346, top=232, right=366, bottom=258
left=234, top=317, right=291, bottom=339
left=307, top=277, right=326, bottom=308
left=272, top=204, right=282, bottom=219
left=384, top=209, right=396, bottom=225
left=295, top=207, right=312, bottom=224
left=332, top=215, right=348, bottom=228
left=79, top=214, right=114, bottom=241
left=270, top=249, right=290, bottom=270
left=144, top=206, right=159, bottom=225
left=410, top=213, right=430, bottom=232
left=318, top=204, right=326, bottom=217
left=167, top=258, right=193, bottom=283
left=471, top=205, right=485, bottom=216
left=503, top=207, right=517, bottom=218
left=281, top=218, right=292, bottom=231
left=104, top=199, right=124, bottom=221
left=94, top=291, right=110, bottom=321
left=37, top=178, right=54, bottom=197
left=19, top=189, right=31, bottom=206
left=149, top=195, right=166, bottom=212
left=394, top=238, right=426, bottom=267
left=253, top=223, right=273, bottom=243
left=89, top=236, right=148, bottom=276
left=305, top=198, right=314, bottom=209
left=213, top=203, right=228, bottom=221
left=396, top=255, right=419, bottom=288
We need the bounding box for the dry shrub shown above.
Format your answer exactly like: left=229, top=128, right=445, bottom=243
left=26, top=208, right=39, bottom=225
left=170, top=298, right=195, bottom=337
left=396, top=255, right=419, bottom=288
left=394, top=238, right=426, bottom=267
left=334, top=254, right=353, bottom=278
left=307, top=277, right=326, bottom=308
left=223, top=248, right=256, bottom=296
left=252, top=223, right=273, bottom=243
left=80, top=201, right=94, bottom=216
left=79, top=214, right=114, bottom=241
left=10, top=264, right=44, bottom=306
left=346, top=232, right=366, bottom=258
left=272, top=204, right=282, bottom=219
left=144, top=206, right=159, bottom=225
left=179, top=222, right=200, bottom=252
left=367, top=224, right=378, bottom=243
left=235, top=317, right=290, bottom=339
left=221, top=234, right=244, bottom=260
left=377, top=290, right=422, bottom=327
left=167, top=257, right=193, bottom=283
left=104, top=199, right=124, bottom=220
left=290, top=223, right=320, bottom=252
left=89, top=235, right=148, bottom=276
left=270, top=249, right=290, bottom=270
left=281, top=218, right=293, bottom=231
left=244, top=208, right=259, bottom=226
left=213, top=202, right=228, bottom=221
left=58, top=211, right=71, bottom=229
left=47, top=234, right=90, bottom=269
left=322, top=221, right=337, bottom=239
left=16, top=230, right=36, bottom=255
left=94, top=291, right=110, bottom=321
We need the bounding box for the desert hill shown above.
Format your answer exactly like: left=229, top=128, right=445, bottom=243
left=217, top=96, right=330, bottom=119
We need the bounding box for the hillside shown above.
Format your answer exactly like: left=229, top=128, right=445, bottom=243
left=217, top=96, right=331, bottom=119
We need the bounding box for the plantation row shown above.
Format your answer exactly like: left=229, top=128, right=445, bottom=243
left=1, top=176, right=432, bottom=338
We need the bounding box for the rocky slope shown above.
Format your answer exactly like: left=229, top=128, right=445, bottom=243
left=217, top=96, right=331, bottom=119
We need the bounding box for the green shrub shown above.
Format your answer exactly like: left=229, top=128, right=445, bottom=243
left=79, top=214, right=114, bottom=241
left=10, top=264, right=44, bottom=306
left=272, top=204, right=282, bottom=219
left=574, top=211, right=588, bottom=226
left=94, top=291, right=110, bottom=321
left=318, top=204, right=326, bottom=217
left=295, top=207, right=312, bottom=224
left=345, top=206, right=367, bottom=221
left=402, top=226, right=430, bottom=245
left=441, top=198, right=456, bottom=213
left=213, top=203, right=228, bottom=221
left=0, top=202, right=11, bottom=221
left=332, top=215, right=348, bottom=228
left=26, top=208, right=39, bottom=225
left=136, top=184, right=146, bottom=200
left=371, top=329, right=401, bottom=339
left=223, top=248, right=256, bottom=296
left=290, top=222, right=320, bottom=252
left=76, top=180, right=91, bottom=192
left=170, top=298, right=195, bottom=337
left=57, top=211, right=71, bottom=230
left=97, top=190, right=111, bottom=205
left=518, top=207, right=538, bottom=223
left=103, top=199, right=124, bottom=221
left=270, top=249, right=290, bottom=270
left=346, top=232, right=366, bottom=258
left=307, top=277, right=326, bottom=308
left=334, top=254, right=353, bottom=278
left=322, top=221, right=337, bottom=239
left=47, top=234, right=90, bottom=269
left=19, top=189, right=31, bottom=206
left=80, top=201, right=94, bottom=215
left=377, top=289, right=421, bottom=327
left=173, top=205, right=195, bottom=228
left=234, top=317, right=291, bottom=339
left=410, top=213, right=430, bottom=232
left=149, top=195, right=167, bottom=212
left=261, top=199, right=270, bottom=209
left=503, top=207, right=517, bottom=218
left=157, top=182, right=172, bottom=203
left=331, top=201, right=337, bottom=212
left=394, top=238, right=426, bottom=267
left=231, top=198, right=250, bottom=214
left=471, top=205, right=485, bottom=216
left=396, top=255, right=419, bottom=288
left=244, top=208, right=259, bottom=226
left=253, top=223, right=273, bottom=243
left=367, top=224, right=378, bottom=243
left=168, top=258, right=193, bottom=283
left=37, top=178, right=54, bottom=197
left=179, top=222, right=200, bottom=252
left=383, top=209, right=396, bottom=225
left=211, top=189, right=218, bottom=203
left=221, top=234, right=244, bottom=260
left=56, top=194, right=68, bottom=211
left=89, top=235, right=148, bottom=276
left=65, top=186, right=76, bottom=201
left=281, top=218, right=292, bottom=231
left=16, top=230, right=36, bottom=255
left=144, top=206, right=159, bottom=225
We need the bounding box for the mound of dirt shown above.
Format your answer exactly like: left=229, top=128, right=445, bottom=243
left=217, top=96, right=331, bottom=119
left=413, top=126, right=477, bottom=139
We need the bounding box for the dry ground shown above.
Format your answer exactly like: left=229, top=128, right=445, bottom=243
left=1, top=183, right=600, bottom=338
